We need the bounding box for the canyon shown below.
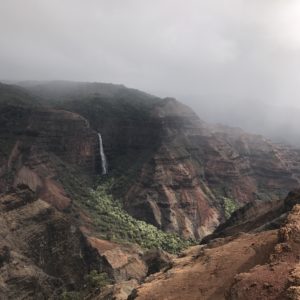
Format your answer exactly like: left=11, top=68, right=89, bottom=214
left=1, top=81, right=300, bottom=299
left=22, top=81, right=300, bottom=239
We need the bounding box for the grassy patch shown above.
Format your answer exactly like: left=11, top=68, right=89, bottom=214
left=223, top=197, right=238, bottom=219
left=85, top=270, right=111, bottom=290
left=59, top=270, right=111, bottom=300
left=60, top=291, right=82, bottom=300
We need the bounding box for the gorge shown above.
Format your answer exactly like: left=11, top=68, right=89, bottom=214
left=0, top=81, right=300, bottom=299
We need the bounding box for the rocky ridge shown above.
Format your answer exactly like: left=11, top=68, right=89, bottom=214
left=129, top=190, right=300, bottom=300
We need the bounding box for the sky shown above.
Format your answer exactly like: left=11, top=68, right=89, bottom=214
left=1, top=0, right=300, bottom=143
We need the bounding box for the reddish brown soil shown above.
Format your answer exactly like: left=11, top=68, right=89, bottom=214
left=133, top=231, right=278, bottom=300
left=132, top=205, right=300, bottom=300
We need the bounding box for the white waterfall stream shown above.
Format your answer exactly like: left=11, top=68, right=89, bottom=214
left=98, top=133, right=107, bottom=175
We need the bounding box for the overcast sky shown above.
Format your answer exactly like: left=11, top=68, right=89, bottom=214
left=1, top=0, right=300, bottom=141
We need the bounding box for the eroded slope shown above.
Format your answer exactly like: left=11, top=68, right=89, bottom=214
left=130, top=191, right=300, bottom=300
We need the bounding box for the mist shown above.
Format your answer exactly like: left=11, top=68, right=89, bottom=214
left=1, top=0, right=300, bottom=145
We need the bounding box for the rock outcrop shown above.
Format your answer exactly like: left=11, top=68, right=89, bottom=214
left=86, top=237, right=148, bottom=283
left=0, top=91, right=99, bottom=210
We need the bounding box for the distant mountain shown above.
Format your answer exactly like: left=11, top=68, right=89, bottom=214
left=18, top=80, right=159, bottom=104
left=0, top=82, right=39, bottom=107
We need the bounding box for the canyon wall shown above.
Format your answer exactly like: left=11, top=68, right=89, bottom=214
left=22, top=82, right=300, bottom=239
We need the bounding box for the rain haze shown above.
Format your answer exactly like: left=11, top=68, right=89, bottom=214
left=1, top=0, right=300, bottom=145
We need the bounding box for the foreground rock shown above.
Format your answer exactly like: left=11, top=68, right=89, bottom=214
left=94, top=279, right=139, bottom=300
left=87, top=237, right=147, bottom=283
left=202, top=188, right=300, bottom=242
left=0, top=186, right=173, bottom=299
left=129, top=191, right=300, bottom=300
left=0, top=186, right=93, bottom=299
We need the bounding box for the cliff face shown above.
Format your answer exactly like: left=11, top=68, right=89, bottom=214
left=0, top=104, right=98, bottom=210
left=0, top=185, right=153, bottom=300
left=0, top=186, right=93, bottom=299
left=2, top=81, right=300, bottom=298
left=124, top=99, right=300, bottom=239
left=123, top=99, right=221, bottom=239
left=0, top=86, right=101, bottom=298
left=20, top=82, right=300, bottom=239
left=0, top=84, right=159, bottom=299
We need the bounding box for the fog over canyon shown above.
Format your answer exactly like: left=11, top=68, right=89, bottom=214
left=1, top=1, right=300, bottom=299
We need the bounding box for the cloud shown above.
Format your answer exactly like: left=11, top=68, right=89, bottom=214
left=1, top=0, right=300, bottom=143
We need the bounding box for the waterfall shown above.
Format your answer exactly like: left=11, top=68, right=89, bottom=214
left=97, top=133, right=107, bottom=175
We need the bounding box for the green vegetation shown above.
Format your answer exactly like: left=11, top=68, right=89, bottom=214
left=36, top=83, right=191, bottom=252
left=223, top=197, right=238, bottom=219
left=84, top=180, right=193, bottom=253
left=85, top=270, right=111, bottom=290
left=59, top=270, right=112, bottom=300
left=60, top=291, right=82, bottom=300
left=59, top=270, right=111, bottom=300
left=0, top=83, right=39, bottom=107
left=56, top=161, right=193, bottom=254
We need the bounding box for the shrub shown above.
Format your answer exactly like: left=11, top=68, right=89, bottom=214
left=60, top=291, right=82, bottom=300
left=81, top=181, right=194, bottom=254
left=223, top=197, right=238, bottom=219
left=85, top=270, right=111, bottom=289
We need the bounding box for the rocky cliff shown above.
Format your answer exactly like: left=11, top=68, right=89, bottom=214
left=0, top=186, right=92, bottom=299
left=0, top=83, right=183, bottom=299
left=0, top=184, right=163, bottom=299
left=124, top=100, right=300, bottom=239
left=0, top=105, right=97, bottom=210
left=21, top=81, right=300, bottom=240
